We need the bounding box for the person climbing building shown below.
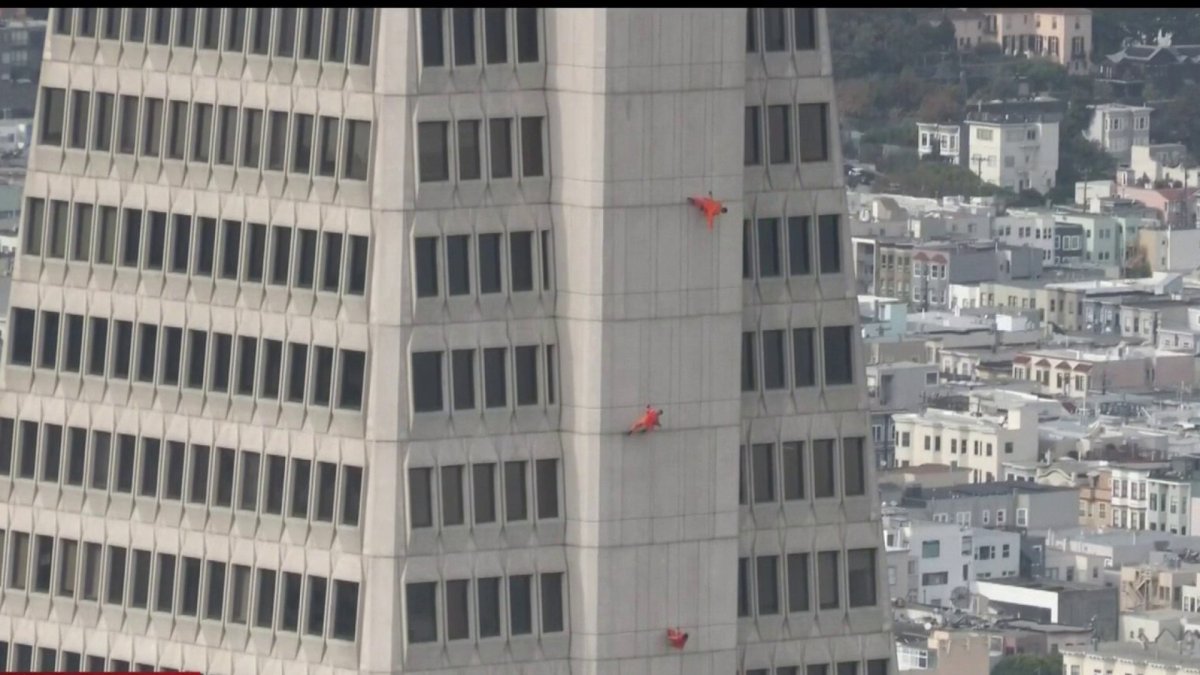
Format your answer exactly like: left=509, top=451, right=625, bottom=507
left=688, top=192, right=728, bottom=230
left=627, top=405, right=663, bottom=435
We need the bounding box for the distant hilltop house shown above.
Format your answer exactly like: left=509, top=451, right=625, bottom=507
left=1102, top=30, right=1200, bottom=93
left=941, top=8, right=1093, bottom=75
left=918, top=110, right=1061, bottom=195
left=1083, top=103, right=1152, bottom=164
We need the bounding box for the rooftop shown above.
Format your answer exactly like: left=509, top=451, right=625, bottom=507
left=1062, top=640, right=1200, bottom=667
left=916, top=480, right=1075, bottom=501
left=976, top=577, right=1112, bottom=593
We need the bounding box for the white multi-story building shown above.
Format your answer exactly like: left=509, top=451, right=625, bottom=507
left=892, top=406, right=1039, bottom=483
left=965, top=115, right=1060, bottom=194
left=1084, top=103, right=1152, bottom=162
left=882, top=510, right=1017, bottom=607
left=1111, top=466, right=1200, bottom=534
left=1, top=7, right=893, bottom=675
left=916, top=122, right=962, bottom=165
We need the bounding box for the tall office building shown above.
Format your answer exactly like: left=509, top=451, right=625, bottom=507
left=1, top=7, right=892, bottom=674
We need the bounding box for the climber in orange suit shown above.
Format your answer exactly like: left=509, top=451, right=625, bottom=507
left=688, top=192, right=728, bottom=230
left=627, top=405, right=663, bottom=435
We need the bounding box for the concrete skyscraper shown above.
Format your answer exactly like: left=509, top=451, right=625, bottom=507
left=1, top=7, right=892, bottom=674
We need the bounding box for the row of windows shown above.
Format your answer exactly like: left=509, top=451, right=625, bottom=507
left=39, top=87, right=372, bottom=181
left=742, top=213, right=842, bottom=280
left=53, top=8, right=375, bottom=67
left=0, top=528, right=360, bottom=641
left=414, top=230, right=552, bottom=299
left=738, top=437, right=868, bottom=505
left=411, top=344, right=556, bottom=414
left=417, top=116, right=544, bottom=183
left=745, top=8, right=817, bottom=53
left=22, top=198, right=370, bottom=297
left=741, top=326, right=855, bottom=393
left=9, top=308, right=368, bottom=412
left=419, top=8, right=539, bottom=69
left=736, top=547, right=878, bottom=618
left=0, top=418, right=363, bottom=526
left=406, top=572, right=563, bottom=645
left=0, top=641, right=179, bottom=674
left=409, top=458, right=559, bottom=531
left=746, top=663, right=889, bottom=675
left=744, top=104, right=831, bottom=166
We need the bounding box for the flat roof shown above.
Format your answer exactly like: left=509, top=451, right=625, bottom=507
left=977, top=577, right=1112, bottom=593
left=1062, top=640, right=1200, bottom=666
left=919, top=480, right=1076, bottom=500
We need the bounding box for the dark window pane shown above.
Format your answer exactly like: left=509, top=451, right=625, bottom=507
left=752, top=443, right=774, bottom=503
left=204, top=561, right=226, bottom=619
left=782, top=441, right=805, bottom=501
left=39, top=88, right=65, bottom=146
left=813, top=439, right=836, bottom=499
left=0, top=417, right=11, bottom=477
left=408, top=466, right=433, bottom=528
left=823, top=325, right=853, bottom=385
left=488, top=118, right=513, bottom=179
left=17, top=420, right=37, bottom=479
left=536, top=458, right=558, bottom=519
left=757, top=555, right=779, bottom=614
left=68, top=90, right=89, bottom=150
left=794, top=9, right=816, bottom=50
left=90, top=431, right=110, bottom=489
left=164, top=441, right=185, bottom=500
left=291, top=227, right=318, bottom=281
left=276, top=8, right=296, bottom=56
left=138, top=437, right=160, bottom=497
left=10, top=308, right=35, bottom=365
left=33, top=534, right=54, bottom=593
left=411, top=351, right=443, bottom=412
left=510, top=230, right=534, bottom=292
left=746, top=8, right=758, bottom=52
left=798, top=103, right=830, bottom=162
left=210, top=332, right=232, bottom=393
left=117, top=95, right=139, bottom=154
left=320, top=231, right=343, bottom=292
left=315, top=461, right=337, bottom=521
left=245, top=222, right=266, bottom=283
left=190, top=102, right=211, bottom=162
left=281, top=572, right=302, bottom=630
left=406, top=581, right=438, bottom=642
left=478, top=233, right=502, bottom=294
left=818, top=214, right=841, bottom=274
left=787, top=552, right=810, bottom=612
left=763, top=329, right=785, bottom=390
left=417, top=121, right=449, bottom=182
left=793, top=327, right=815, bottom=387
left=441, top=464, right=464, bottom=526
left=351, top=8, right=374, bottom=65
left=742, top=220, right=753, bottom=279
left=311, top=345, right=334, bottom=406
left=195, top=216, right=216, bottom=276
left=843, top=437, right=866, bottom=496
left=818, top=550, right=840, bottom=610
left=291, top=113, right=313, bottom=173
left=265, top=454, right=286, bottom=514
left=515, top=8, right=538, bottom=62
left=446, top=577, right=470, bottom=640
left=509, top=574, right=532, bottom=634
left=451, top=349, right=475, bottom=410
left=477, top=576, right=501, bottom=637
left=238, top=451, right=260, bottom=511
left=105, top=546, right=126, bottom=605
left=763, top=8, right=786, bottom=51
left=737, top=557, right=750, bottom=616
left=130, top=549, right=151, bottom=608
left=21, top=197, right=43, bottom=256
left=65, top=426, right=86, bottom=485
left=261, top=339, right=283, bottom=400
left=225, top=8, right=246, bottom=51
left=38, top=310, right=60, bottom=369
left=504, top=460, right=526, bottom=521
left=347, top=234, right=369, bottom=294
left=216, top=104, right=237, bottom=165
left=343, top=119, right=370, bottom=180
left=340, top=465, right=363, bottom=526
left=180, top=557, right=201, bottom=616
left=541, top=572, right=564, bottom=632
left=473, top=463, right=495, bottom=523
left=757, top=218, right=780, bottom=277
left=229, top=564, right=251, bottom=624
left=135, top=323, right=157, bottom=383
left=300, top=8, right=322, bottom=59
left=741, top=332, right=756, bottom=392
left=520, top=116, right=543, bottom=177
left=161, top=327, right=182, bottom=386
left=767, top=104, right=791, bottom=164
left=286, top=342, right=308, bottom=402
left=332, top=579, right=359, bottom=640
left=848, top=548, right=877, bottom=608
left=254, top=569, right=277, bottom=628
left=214, top=447, right=236, bottom=507
left=744, top=106, right=761, bottom=165
left=316, top=115, right=339, bottom=176
left=269, top=225, right=291, bottom=285
left=515, top=345, right=538, bottom=406
left=266, top=111, right=288, bottom=170
left=305, top=575, right=327, bottom=635
left=188, top=444, right=210, bottom=504
left=154, top=552, right=175, bottom=610
left=452, top=8, right=475, bottom=66
left=420, top=8, right=444, bottom=67
left=338, top=349, right=366, bottom=411
left=120, top=208, right=142, bottom=267
left=111, top=320, right=133, bottom=380
left=114, top=434, right=136, bottom=493
left=249, top=8, right=270, bottom=54
left=289, top=457, right=311, bottom=518
left=483, top=347, right=507, bottom=408
left=788, top=216, right=811, bottom=275
left=484, top=8, right=507, bottom=64
left=414, top=236, right=439, bottom=297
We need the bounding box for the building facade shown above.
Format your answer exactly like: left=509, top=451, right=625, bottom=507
left=965, top=116, right=1060, bottom=194
left=2, top=7, right=893, bottom=675
left=1084, top=103, right=1152, bottom=163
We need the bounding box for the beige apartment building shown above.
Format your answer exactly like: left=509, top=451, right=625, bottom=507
left=891, top=406, right=1039, bottom=484
left=1011, top=346, right=1195, bottom=397
left=945, top=9, right=1093, bottom=75
left=0, top=7, right=892, bottom=675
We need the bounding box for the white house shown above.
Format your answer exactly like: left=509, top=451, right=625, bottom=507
left=1084, top=103, right=1152, bottom=162
left=917, top=122, right=963, bottom=165
left=892, top=405, right=1040, bottom=483
left=965, top=114, right=1060, bottom=194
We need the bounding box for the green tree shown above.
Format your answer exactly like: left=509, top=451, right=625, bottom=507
left=917, top=86, right=963, bottom=124
left=990, top=652, right=1062, bottom=675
